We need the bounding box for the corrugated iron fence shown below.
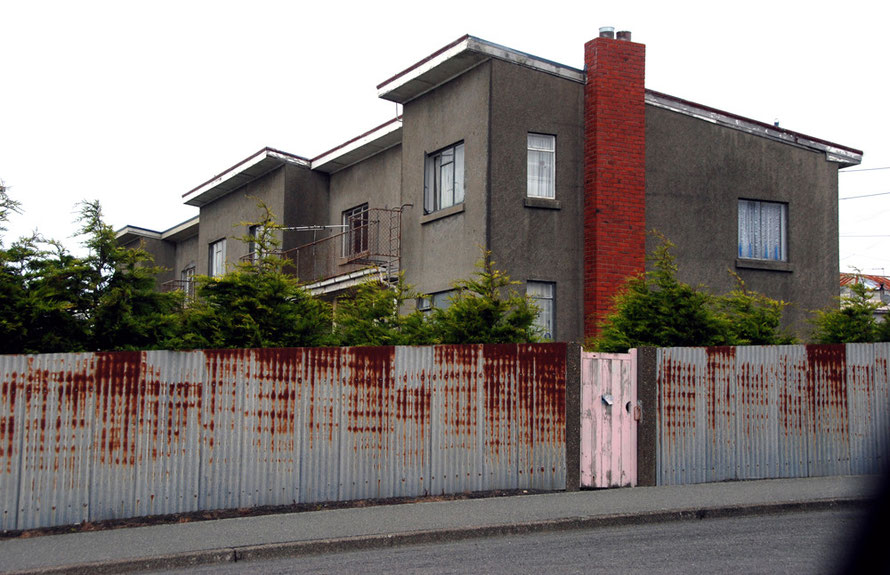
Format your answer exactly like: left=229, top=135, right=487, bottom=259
left=656, top=343, right=890, bottom=485
left=0, top=343, right=567, bottom=531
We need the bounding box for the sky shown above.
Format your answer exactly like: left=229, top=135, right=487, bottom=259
left=1, top=0, right=888, bottom=274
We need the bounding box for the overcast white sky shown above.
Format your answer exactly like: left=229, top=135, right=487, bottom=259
left=1, top=0, right=888, bottom=275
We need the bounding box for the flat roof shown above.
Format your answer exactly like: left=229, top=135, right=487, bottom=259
left=183, top=148, right=310, bottom=207
left=116, top=215, right=199, bottom=245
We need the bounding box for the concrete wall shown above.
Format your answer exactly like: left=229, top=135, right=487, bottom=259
left=488, top=58, right=585, bottom=342
left=399, top=62, right=491, bottom=297
left=196, top=167, right=287, bottom=275
left=119, top=236, right=176, bottom=287
left=172, top=234, right=199, bottom=279
left=645, top=105, right=841, bottom=336
left=283, top=163, right=330, bottom=250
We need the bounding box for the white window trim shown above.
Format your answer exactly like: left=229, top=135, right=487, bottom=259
left=342, top=204, right=370, bottom=258
left=209, top=238, right=227, bottom=277
left=527, top=133, right=556, bottom=199
left=738, top=199, right=788, bottom=262
left=527, top=281, right=555, bottom=340
left=424, top=142, right=465, bottom=214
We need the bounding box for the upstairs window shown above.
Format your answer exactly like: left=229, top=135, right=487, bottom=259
left=424, top=142, right=465, bottom=214
left=209, top=238, right=226, bottom=277
left=738, top=200, right=787, bottom=261
left=527, top=134, right=555, bottom=198
left=247, top=225, right=260, bottom=263
left=342, top=203, right=369, bottom=257
left=180, top=265, right=196, bottom=299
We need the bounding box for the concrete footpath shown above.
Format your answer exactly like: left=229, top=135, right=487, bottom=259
left=0, top=475, right=881, bottom=574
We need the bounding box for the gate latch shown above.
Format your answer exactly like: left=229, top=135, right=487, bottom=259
left=602, top=394, right=614, bottom=406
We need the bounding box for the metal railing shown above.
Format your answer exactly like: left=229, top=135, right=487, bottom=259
left=277, top=207, right=403, bottom=286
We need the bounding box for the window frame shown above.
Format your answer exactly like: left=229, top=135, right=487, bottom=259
left=209, top=238, right=226, bottom=277
left=424, top=142, right=465, bottom=214
left=342, top=203, right=370, bottom=258
left=527, top=281, right=556, bottom=340
left=527, top=133, right=556, bottom=199
left=737, top=199, right=788, bottom=262
left=180, top=264, right=196, bottom=298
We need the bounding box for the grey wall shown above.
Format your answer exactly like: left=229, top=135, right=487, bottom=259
left=645, top=105, right=841, bottom=337
left=120, top=236, right=176, bottom=287
left=488, top=59, right=585, bottom=343
left=399, top=62, right=491, bottom=297
left=283, top=163, right=330, bottom=250
left=196, top=167, right=288, bottom=275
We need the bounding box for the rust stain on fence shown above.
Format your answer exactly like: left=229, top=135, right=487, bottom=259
left=806, top=344, right=848, bottom=437
left=2, top=343, right=569, bottom=530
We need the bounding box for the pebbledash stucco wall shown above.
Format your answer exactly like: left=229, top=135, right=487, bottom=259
left=645, top=104, right=841, bottom=335
left=399, top=61, right=490, bottom=299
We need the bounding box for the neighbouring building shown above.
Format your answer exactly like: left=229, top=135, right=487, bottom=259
left=840, top=273, right=890, bottom=321
left=116, top=28, right=862, bottom=342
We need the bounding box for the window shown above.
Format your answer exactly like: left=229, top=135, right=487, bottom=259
left=417, top=290, right=455, bottom=311
left=180, top=265, right=196, bottom=298
left=527, top=281, right=555, bottom=340
left=738, top=200, right=787, bottom=261
left=247, top=225, right=260, bottom=263
left=342, top=204, right=369, bottom=257
left=209, top=238, right=226, bottom=277
left=424, top=142, right=464, bottom=214
left=527, top=134, right=555, bottom=198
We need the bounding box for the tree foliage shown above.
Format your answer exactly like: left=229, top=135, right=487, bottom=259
left=429, top=251, right=540, bottom=344
left=592, top=234, right=794, bottom=352
left=167, top=204, right=333, bottom=350
left=810, top=280, right=889, bottom=344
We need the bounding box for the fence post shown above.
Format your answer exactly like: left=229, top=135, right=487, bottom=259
left=564, top=342, right=582, bottom=491
left=636, top=347, right=658, bottom=486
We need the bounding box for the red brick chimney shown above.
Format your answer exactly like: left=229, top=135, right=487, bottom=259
left=583, top=28, right=647, bottom=341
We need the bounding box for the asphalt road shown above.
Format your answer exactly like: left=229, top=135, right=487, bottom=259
left=149, top=508, right=865, bottom=575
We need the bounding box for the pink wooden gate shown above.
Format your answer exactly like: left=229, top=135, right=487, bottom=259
left=580, top=350, right=638, bottom=488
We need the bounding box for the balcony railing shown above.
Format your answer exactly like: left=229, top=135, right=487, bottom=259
left=160, top=279, right=196, bottom=299
left=239, top=207, right=404, bottom=289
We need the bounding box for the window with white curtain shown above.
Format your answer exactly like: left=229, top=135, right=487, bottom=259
left=209, top=238, right=226, bottom=277
left=424, top=142, right=465, bottom=214
left=527, top=281, right=555, bottom=340
left=527, top=134, right=555, bottom=198
left=738, top=200, right=787, bottom=261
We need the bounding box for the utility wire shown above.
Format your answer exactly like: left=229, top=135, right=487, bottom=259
left=841, top=166, right=890, bottom=173
left=839, top=191, right=890, bottom=200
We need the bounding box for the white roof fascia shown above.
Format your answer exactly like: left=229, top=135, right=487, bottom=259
left=377, top=36, right=584, bottom=103
left=184, top=149, right=310, bottom=203
left=645, top=92, right=862, bottom=166
left=311, top=120, right=402, bottom=173
left=468, top=37, right=585, bottom=83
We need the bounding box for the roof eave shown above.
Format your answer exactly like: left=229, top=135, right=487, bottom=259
left=183, top=148, right=310, bottom=207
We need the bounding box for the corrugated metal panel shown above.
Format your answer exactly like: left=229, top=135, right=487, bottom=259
left=17, top=354, right=94, bottom=530
left=200, top=349, right=248, bottom=511
left=1, top=343, right=568, bottom=531
left=658, top=347, right=708, bottom=486
left=392, top=346, right=432, bottom=498
left=868, top=343, right=886, bottom=471
left=301, top=347, right=341, bottom=503
left=520, top=344, right=567, bottom=491
left=775, top=345, right=810, bottom=478
left=807, top=345, right=852, bottom=476
left=430, top=345, right=484, bottom=495
left=0, top=354, right=24, bottom=531
left=656, top=343, right=890, bottom=486
left=132, top=351, right=203, bottom=517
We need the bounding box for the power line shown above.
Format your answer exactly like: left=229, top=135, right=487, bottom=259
left=841, top=166, right=890, bottom=173
left=839, top=191, right=890, bottom=200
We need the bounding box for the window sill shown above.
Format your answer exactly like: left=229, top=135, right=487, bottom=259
left=524, top=197, right=561, bottom=210
left=421, top=203, right=464, bottom=225
left=735, top=258, right=794, bottom=273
